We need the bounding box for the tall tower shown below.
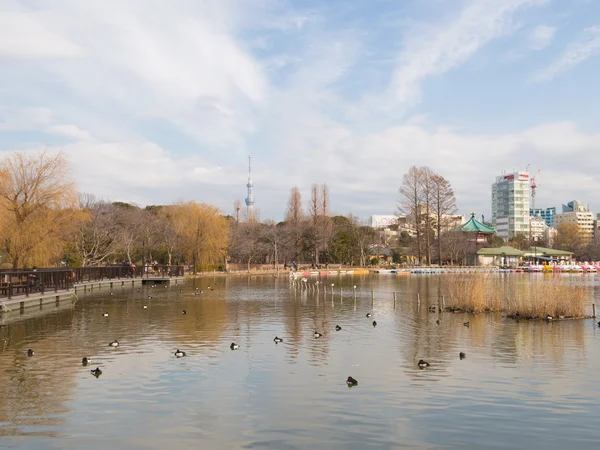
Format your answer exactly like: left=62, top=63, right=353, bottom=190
left=245, top=155, right=255, bottom=220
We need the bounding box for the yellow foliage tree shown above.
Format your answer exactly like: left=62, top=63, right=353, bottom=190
left=172, top=201, right=229, bottom=271
left=0, top=151, right=82, bottom=268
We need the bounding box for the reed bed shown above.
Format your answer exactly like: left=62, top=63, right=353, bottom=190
left=504, top=280, right=586, bottom=319
left=442, top=274, right=503, bottom=313
left=441, top=274, right=588, bottom=318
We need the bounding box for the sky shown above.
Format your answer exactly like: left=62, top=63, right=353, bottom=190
left=1, top=0, right=600, bottom=222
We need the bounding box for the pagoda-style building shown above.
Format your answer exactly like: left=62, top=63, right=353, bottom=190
left=459, top=213, right=497, bottom=265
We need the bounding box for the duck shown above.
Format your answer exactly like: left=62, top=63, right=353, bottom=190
left=418, top=359, right=430, bottom=368
left=143, top=305, right=147, bottom=309
left=335, top=325, right=342, bottom=331
left=366, top=313, right=372, bottom=318
left=459, top=352, right=466, bottom=360
left=108, top=340, right=119, bottom=347
left=174, top=349, right=186, bottom=358
left=182, top=310, right=187, bottom=315
left=546, top=314, right=553, bottom=321
left=273, top=336, right=283, bottom=343
left=91, top=367, right=102, bottom=377
left=346, top=376, right=358, bottom=387
left=82, top=357, right=91, bottom=365
left=514, top=311, right=520, bottom=318
left=102, top=313, right=109, bottom=317
left=147, top=296, right=153, bottom=300
left=372, top=320, right=377, bottom=327
left=27, top=349, right=34, bottom=357
left=230, top=342, right=239, bottom=350
left=314, top=331, right=322, bottom=338
left=597, top=321, right=600, bottom=327
left=463, top=322, right=470, bottom=327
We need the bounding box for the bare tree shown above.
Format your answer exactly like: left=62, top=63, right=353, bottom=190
left=228, top=221, right=268, bottom=272
left=348, top=214, right=376, bottom=267
left=431, top=174, right=457, bottom=265
left=319, top=184, right=333, bottom=263
left=285, top=186, right=305, bottom=262
left=72, top=195, right=121, bottom=265
left=307, top=184, right=321, bottom=266
left=398, top=166, right=423, bottom=265
left=233, top=200, right=241, bottom=224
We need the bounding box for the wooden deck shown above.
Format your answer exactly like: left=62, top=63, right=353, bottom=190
left=0, top=276, right=185, bottom=320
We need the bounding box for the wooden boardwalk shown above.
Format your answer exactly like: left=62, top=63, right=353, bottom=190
left=0, top=275, right=185, bottom=318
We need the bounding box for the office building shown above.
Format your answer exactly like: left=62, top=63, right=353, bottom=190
left=529, top=207, right=556, bottom=227
left=554, top=200, right=594, bottom=239
left=491, top=171, right=530, bottom=241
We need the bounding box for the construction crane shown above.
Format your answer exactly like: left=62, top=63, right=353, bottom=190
left=530, top=169, right=540, bottom=211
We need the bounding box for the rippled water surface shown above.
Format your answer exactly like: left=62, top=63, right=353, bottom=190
left=2, top=274, right=600, bottom=449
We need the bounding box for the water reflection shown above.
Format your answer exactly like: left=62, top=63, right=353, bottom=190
left=0, top=274, right=600, bottom=448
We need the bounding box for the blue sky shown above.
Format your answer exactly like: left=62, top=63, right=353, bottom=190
left=1, top=0, right=600, bottom=221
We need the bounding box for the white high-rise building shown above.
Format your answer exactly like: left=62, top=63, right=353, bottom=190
left=491, top=171, right=530, bottom=241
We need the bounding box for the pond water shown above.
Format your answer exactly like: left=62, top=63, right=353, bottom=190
left=2, top=274, right=600, bottom=449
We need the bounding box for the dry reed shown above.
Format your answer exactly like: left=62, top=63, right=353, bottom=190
left=442, top=274, right=503, bottom=313
left=504, top=279, right=586, bottom=319
left=441, top=274, right=588, bottom=318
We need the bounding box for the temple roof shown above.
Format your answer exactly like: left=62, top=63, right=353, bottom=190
left=459, top=213, right=496, bottom=234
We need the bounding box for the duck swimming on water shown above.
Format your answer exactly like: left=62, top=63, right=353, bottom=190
left=27, top=349, right=34, bottom=357
left=108, top=340, right=119, bottom=347
left=91, top=367, right=102, bottom=377
left=174, top=349, right=186, bottom=358
left=230, top=343, right=239, bottom=350
left=335, top=325, right=342, bottom=331
left=314, top=331, right=322, bottom=338
left=273, top=336, right=283, bottom=343
left=366, top=313, right=372, bottom=318
left=418, top=359, right=430, bottom=368
left=82, top=357, right=91, bottom=365
left=459, top=352, right=466, bottom=360
left=346, top=376, right=358, bottom=387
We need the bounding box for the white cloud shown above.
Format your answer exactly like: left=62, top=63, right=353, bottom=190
left=0, top=3, right=80, bottom=58
left=0, top=107, right=53, bottom=131
left=529, top=25, right=556, bottom=50
left=391, top=0, right=548, bottom=103
left=533, top=25, right=600, bottom=81
left=46, top=125, right=92, bottom=141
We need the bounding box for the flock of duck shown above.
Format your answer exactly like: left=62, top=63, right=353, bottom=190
left=19, top=282, right=474, bottom=386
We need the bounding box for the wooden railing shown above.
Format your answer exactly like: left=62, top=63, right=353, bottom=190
left=0, top=265, right=184, bottom=299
